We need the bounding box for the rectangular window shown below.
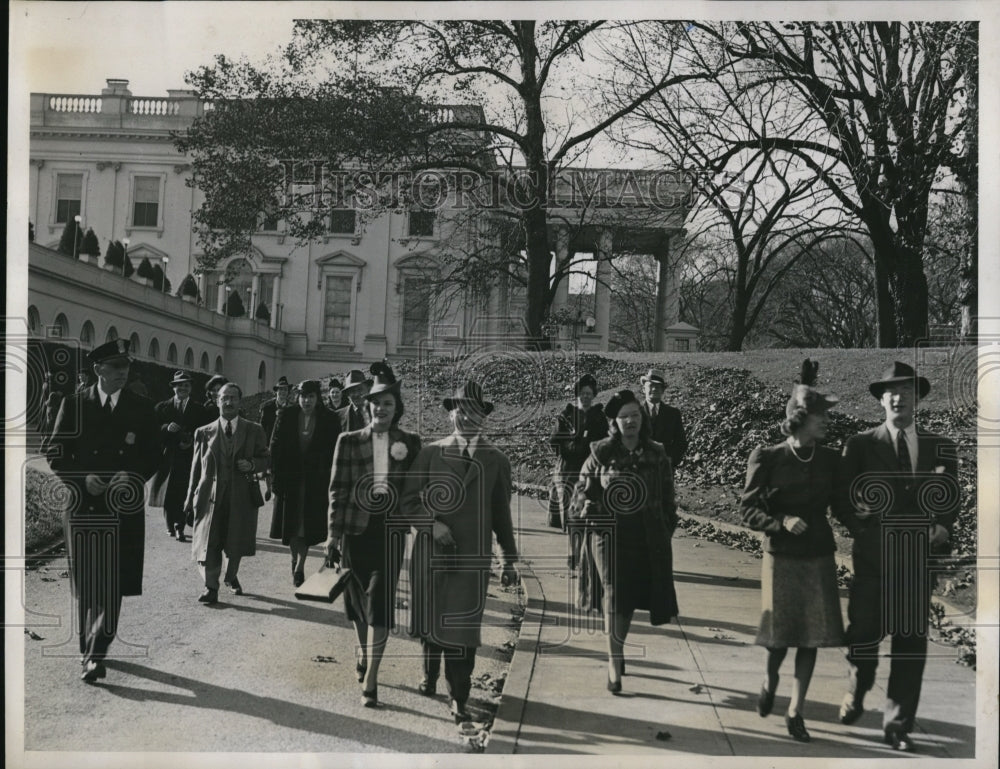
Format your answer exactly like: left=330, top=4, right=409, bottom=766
left=55, top=174, right=83, bottom=224
left=323, top=275, right=354, bottom=343
left=132, top=176, right=160, bottom=227
left=400, top=276, right=431, bottom=346
left=674, top=338, right=690, bottom=352
left=260, top=211, right=279, bottom=232
left=330, top=209, right=357, bottom=234
left=408, top=210, right=436, bottom=237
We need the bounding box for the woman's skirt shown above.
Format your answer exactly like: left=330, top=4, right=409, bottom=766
left=342, top=517, right=405, bottom=629
left=756, top=552, right=845, bottom=647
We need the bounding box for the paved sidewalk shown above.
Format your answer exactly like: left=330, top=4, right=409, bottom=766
left=489, top=494, right=981, bottom=758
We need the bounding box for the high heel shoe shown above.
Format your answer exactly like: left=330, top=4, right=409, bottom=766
left=607, top=674, right=622, bottom=694
left=786, top=713, right=810, bottom=742
left=361, top=686, right=379, bottom=708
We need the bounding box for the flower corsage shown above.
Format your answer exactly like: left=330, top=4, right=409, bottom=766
left=390, top=441, right=408, bottom=461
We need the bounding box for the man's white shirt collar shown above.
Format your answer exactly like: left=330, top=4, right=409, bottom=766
left=97, top=384, right=120, bottom=409
left=219, top=415, right=240, bottom=432
left=454, top=434, right=481, bottom=455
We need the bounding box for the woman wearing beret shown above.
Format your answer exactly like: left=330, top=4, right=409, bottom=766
left=739, top=360, right=845, bottom=743
left=326, top=363, right=422, bottom=708
left=269, top=379, right=341, bottom=587
left=548, top=374, right=608, bottom=569
left=571, top=389, right=679, bottom=694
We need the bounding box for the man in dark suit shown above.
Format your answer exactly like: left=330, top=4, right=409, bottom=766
left=149, top=371, right=207, bottom=542
left=639, top=369, right=688, bottom=468
left=260, top=376, right=292, bottom=502
left=46, top=339, right=161, bottom=683
left=336, top=369, right=372, bottom=433
left=835, top=361, right=960, bottom=752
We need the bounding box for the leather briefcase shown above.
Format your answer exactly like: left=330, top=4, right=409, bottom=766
left=294, top=566, right=357, bottom=603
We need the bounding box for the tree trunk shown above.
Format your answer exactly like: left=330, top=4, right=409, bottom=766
left=890, top=247, right=930, bottom=346
left=727, top=286, right=749, bottom=351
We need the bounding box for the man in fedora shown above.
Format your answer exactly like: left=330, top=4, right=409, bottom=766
left=639, top=369, right=688, bottom=468
left=337, top=369, right=372, bottom=433
left=261, top=376, right=292, bottom=444
left=402, top=381, right=519, bottom=724
left=45, top=339, right=161, bottom=683
left=834, top=361, right=960, bottom=752
left=150, top=370, right=208, bottom=542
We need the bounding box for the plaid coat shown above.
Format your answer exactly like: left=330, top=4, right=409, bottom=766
left=327, top=426, right=422, bottom=541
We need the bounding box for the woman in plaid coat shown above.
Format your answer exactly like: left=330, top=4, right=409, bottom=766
left=326, top=363, right=421, bottom=708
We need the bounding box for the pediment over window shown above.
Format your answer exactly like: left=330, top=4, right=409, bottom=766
left=394, top=252, right=439, bottom=271
left=127, top=242, right=170, bottom=261
left=316, top=250, right=366, bottom=268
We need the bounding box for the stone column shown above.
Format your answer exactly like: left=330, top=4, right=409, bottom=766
left=251, top=274, right=260, bottom=318
left=653, top=236, right=670, bottom=352
left=216, top=282, right=226, bottom=314
left=594, top=228, right=612, bottom=351
left=270, top=274, right=281, bottom=329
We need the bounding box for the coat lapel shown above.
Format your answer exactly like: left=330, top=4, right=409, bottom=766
left=232, top=418, right=248, bottom=459
left=872, top=424, right=900, bottom=470
left=205, top=422, right=222, bottom=466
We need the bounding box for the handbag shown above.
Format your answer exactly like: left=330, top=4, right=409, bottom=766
left=294, top=565, right=357, bottom=603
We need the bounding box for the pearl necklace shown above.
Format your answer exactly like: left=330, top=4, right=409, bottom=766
left=787, top=440, right=815, bottom=463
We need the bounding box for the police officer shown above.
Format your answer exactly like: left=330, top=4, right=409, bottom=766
left=46, top=339, right=161, bottom=683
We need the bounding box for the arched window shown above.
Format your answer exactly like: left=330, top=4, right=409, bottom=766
left=129, top=332, right=141, bottom=356
left=184, top=347, right=194, bottom=368
left=52, top=313, right=70, bottom=338
left=167, top=343, right=178, bottom=364
left=200, top=351, right=210, bottom=371
left=226, top=257, right=255, bottom=316
left=215, top=355, right=224, bottom=374
left=28, top=306, right=41, bottom=336
left=257, top=361, right=266, bottom=394
left=106, top=325, right=119, bottom=342
left=80, top=320, right=95, bottom=348
left=148, top=338, right=160, bottom=360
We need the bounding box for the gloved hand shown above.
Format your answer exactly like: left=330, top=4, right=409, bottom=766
left=325, top=541, right=342, bottom=568
left=500, top=563, right=520, bottom=587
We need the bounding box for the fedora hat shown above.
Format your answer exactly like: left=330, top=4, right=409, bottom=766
left=87, top=338, right=132, bottom=365
left=869, top=361, right=930, bottom=400
left=640, top=369, right=666, bottom=386
left=272, top=375, right=291, bottom=392
left=442, top=381, right=494, bottom=415
left=367, top=361, right=401, bottom=398
left=170, top=370, right=193, bottom=386
left=342, top=369, right=373, bottom=393
left=205, top=374, right=228, bottom=392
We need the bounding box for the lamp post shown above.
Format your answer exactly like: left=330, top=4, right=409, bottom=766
left=162, top=256, right=169, bottom=295
left=122, top=237, right=130, bottom=277
left=73, top=214, right=82, bottom=258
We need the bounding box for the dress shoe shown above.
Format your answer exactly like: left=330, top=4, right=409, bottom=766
left=786, top=714, right=810, bottom=742
left=81, top=660, right=106, bottom=683
left=175, top=527, right=187, bottom=543
left=225, top=577, right=243, bottom=595
left=884, top=725, right=915, bottom=752
left=361, top=686, right=380, bottom=708
left=198, top=588, right=218, bottom=604
left=758, top=680, right=778, bottom=717
left=451, top=700, right=471, bottom=723
left=417, top=678, right=437, bottom=697
left=167, top=528, right=176, bottom=538
left=293, top=570, right=305, bottom=588
left=838, top=692, right=865, bottom=725
left=607, top=675, right=622, bottom=695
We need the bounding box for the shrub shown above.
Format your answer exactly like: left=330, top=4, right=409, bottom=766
left=224, top=291, right=246, bottom=317
left=57, top=219, right=84, bottom=257
left=104, top=241, right=135, bottom=277
left=152, top=264, right=172, bottom=292
left=255, top=302, right=271, bottom=322
left=81, top=228, right=101, bottom=257
left=136, top=257, right=155, bottom=279
left=177, top=274, right=200, bottom=299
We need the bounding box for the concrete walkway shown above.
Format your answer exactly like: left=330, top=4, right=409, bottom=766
left=489, top=493, right=981, bottom=758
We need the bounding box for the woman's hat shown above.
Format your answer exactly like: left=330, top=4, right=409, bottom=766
left=327, top=375, right=343, bottom=390
left=205, top=374, right=228, bottom=391
left=170, top=370, right=193, bottom=386
left=297, top=379, right=322, bottom=397
left=786, top=359, right=839, bottom=417
left=272, top=375, right=291, bottom=391
left=605, top=389, right=640, bottom=420
left=639, top=369, right=666, bottom=386
left=442, top=381, right=494, bottom=415
left=366, top=361, right=401, bottom=398
left=868, top=361, right=930, bottom=400
left=342, top=369, right=373, bottom=393
left=574, top=373, right=598, bottom=396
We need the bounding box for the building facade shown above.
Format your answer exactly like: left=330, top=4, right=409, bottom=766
left=28, top=79, right=694, bottom=391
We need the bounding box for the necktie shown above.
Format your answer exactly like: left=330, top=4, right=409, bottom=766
left=103, top=397, right=113, bottom=419
left=652, top=405, right=658, bottom=419
left=461, top=444, right=471, bottom=462
left=896, top=430, right=912, bottom=474
left=225, top=421, right=233, bottom=439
